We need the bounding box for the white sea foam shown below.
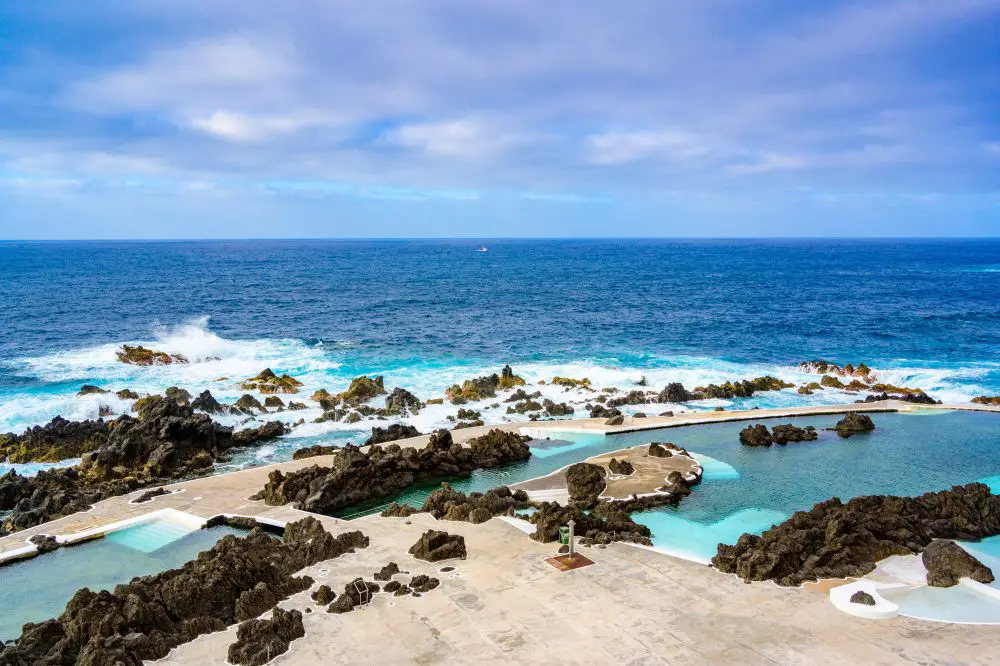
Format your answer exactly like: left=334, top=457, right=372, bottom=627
left=1, top=319, right=994, bottom=439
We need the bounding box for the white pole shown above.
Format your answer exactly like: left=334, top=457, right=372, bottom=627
left=567, top=519, right=575, bottom=559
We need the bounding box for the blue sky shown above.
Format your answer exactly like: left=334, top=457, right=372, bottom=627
left=1, top=0, right=999, bottom=238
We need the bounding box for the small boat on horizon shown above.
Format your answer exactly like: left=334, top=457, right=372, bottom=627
left=478, top=245, right=489, bottom=253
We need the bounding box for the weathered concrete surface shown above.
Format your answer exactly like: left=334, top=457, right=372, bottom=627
left=158, top=513, right=1000, bottom=665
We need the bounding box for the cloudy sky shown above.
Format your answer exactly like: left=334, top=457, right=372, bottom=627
left=1, top=0, right=999, bottom=238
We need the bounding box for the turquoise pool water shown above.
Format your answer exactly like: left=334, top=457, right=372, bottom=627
left=371, top=410, right=1000, bottom=561
left=0, top=523, right=246, bottom=642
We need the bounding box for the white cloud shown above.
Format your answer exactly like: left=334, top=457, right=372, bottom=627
left=585, top=129, right=710, bottom=165
left=380, top=120, right=518, bottom=159
left=68, top=35, right=298, bottom=114
left=189, top=109, right=338, bottom=142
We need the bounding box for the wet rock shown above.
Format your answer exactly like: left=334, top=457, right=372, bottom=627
left=263, top=396, right=285, bottom=410
left=338, top=375, right=386, bottom=406
left=286, top=401, right=306, bottom=410
left=365, top=424, right=421, bottom=446
left=606, top=390, right=649, bottom=408
left=228, top=607, right=304, bottom=666
left=712, top=482, right=1000, bottom=586
left=165, top=387, right=191, bottom=406
left=695, top=376, right=793, bottom=399
left=820, top=375, right=846, bottom=388
left=542, top=399, right=574, bottom=416
left=565, top=463, right=606, bottom=507
left=240, top=369, right=304, bottom=395
left=28, top=534, right=60, bottom=554
left=657, top=383, right=693, bottom=403
left=310, top=389, right=340, bottom=410
left=499, top=365, right=527, bottom=389
left=922, top=539, right=995, bottom=587
left=858, top=391, right=940, bottom=405
left=385, top=387, right=421, bottom=414
left=291, top=445, right=339, bottom=460
left=771, top=424, right=817, bottom=445
left=77, top=385, right=108, bottom=396
left=551, top=377, right=591, bottom=389
left=116, top=345, right=187, bottom=365
left=0, top=416, right=109, bottom=463
left=191, top=390, right=226, bottom=414
left=972, top=396, right=1000, bottom=406
left=234, top=394, right=264, bottom=413
left=587, top=404, right=621, bottom=419
left=116, top=388, right=140, bottom=400
left=409, top=530, right=467, bottom=562
left=608, top=458, right=634, bottom=475
left=831, top=412, right=875, bottom=438
left=231, top=421, right=288, bottom=447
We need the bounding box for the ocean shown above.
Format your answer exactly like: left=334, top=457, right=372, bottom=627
left=1, top=238, right=999, bottom=452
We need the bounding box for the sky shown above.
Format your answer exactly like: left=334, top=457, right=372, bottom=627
left=1, top=0, right=999, bottom=239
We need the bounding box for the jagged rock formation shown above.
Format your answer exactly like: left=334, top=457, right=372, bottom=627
left=408, top=529, right=467, bottom=561
left=380, top=502, right=419, bottom=517
left=565, top=463, right=607, bottom=507
left=542, top=399, right=574, bottom=416
left=831, top=412, right=875, bottom=438
left=0, top=399, right=283, bottom=533
left=447, top=366, right=525, bottom=404
left=694, top=376, right=793, bottom=399
left=165, top=386, right=191, bottom=406
left=240, top=369, right=303, bottom=394
left=739, top=423, right=817, bottom=447
left=115, top=344, right=187, bottom=365
left=263, top=396, right=285, bottom=410
left=253, top=429, right=531, bottom=516
left=421, top=484, right=529, bottom=523
left=234, top=394, right=264, bottom=413
left=0, top=517, right=366, bottom=665
left=0, top=416, right=109, bottom=463
left=588, top=404, right=621, bottom=419
left=858, top=391, right=940, bottom=405
left=506, top=399, right=542, bottom=414
left=799, top=360, right=873, bottom=379
left=712, top=483, right=1000, bottom=586
left=338, top=375, right=386, bottom=405
left=606, top=390, right=650, bottom=408
left=604, top=414, right=624, bottom=426
left=116, top=389, right=139, bottom=400
left=77, top=384, right=108, bottom=396
left=551, top=376, right=591, bottom=388
left=657, top=382, right=693, bottom=403
left=972, top=396, right=1000, bottom=406
left=608, top=458, right=634, bottom=475
left=385, top=387, right=421, bottom=414
left=365, top=424, right=421, bottom=446
left=291, top=445, right=339, bottom=460
left=191, top=389, right=227, bottom=414
left=228, top=607, right=305, bottom=666
left=922, top=539, right=994, bottom=587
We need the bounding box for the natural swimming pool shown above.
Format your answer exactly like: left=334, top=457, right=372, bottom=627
left=360, top=410, right=1000, bottom=561
left=0, top=520, right=246, bottom=642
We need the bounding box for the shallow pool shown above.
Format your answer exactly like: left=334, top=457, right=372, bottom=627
left=367, top=410, right=1000, bottom=561
left=0, top=523, right=246, bottom=642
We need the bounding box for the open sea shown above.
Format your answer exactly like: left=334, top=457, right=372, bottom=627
left=1, top=238, right=999, bottom=450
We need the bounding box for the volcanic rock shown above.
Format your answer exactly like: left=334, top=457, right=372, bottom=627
left=922, top=539, right=994, bottom=587
left=365, top=424, right=421, bottom=446
left=228, top=607, right=305, bottom=666
left=831, top=412, right=875, bottom=438
left=408, top=530, right=467, bottom=562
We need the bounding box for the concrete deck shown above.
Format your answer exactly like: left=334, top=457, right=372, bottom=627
left=158, top=512, right=1000, bottom=665
left=3, top=401, right=1000, bottom=663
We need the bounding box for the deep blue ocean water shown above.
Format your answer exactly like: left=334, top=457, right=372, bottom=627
left=0, top=238, right=998, bottom=449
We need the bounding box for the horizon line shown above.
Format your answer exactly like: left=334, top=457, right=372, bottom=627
left=2, top=235, right=1000, bottom=243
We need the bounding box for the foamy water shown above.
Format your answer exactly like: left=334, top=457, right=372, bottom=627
left=0, top=319, right=994, bottom=455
